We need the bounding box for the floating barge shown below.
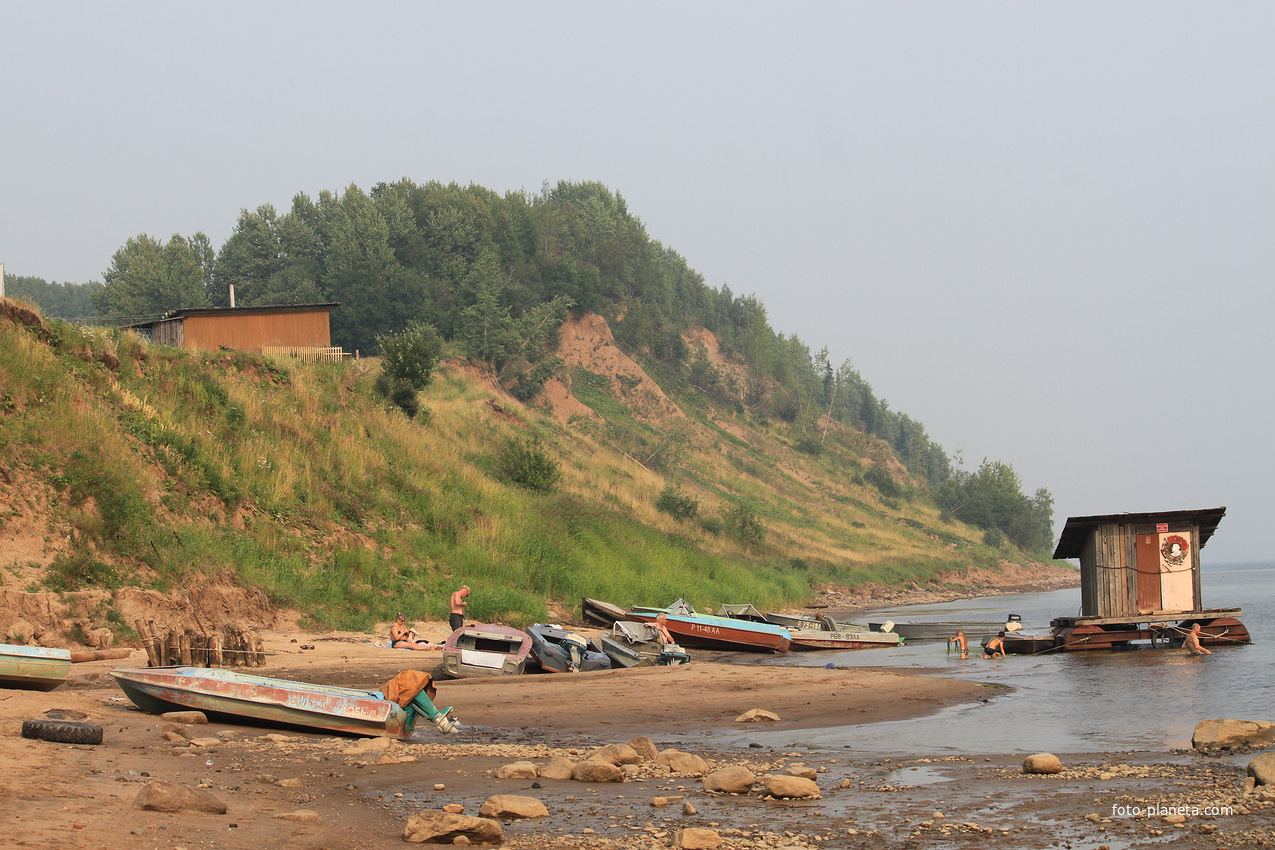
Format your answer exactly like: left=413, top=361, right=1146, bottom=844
left=1040, top=506, right=1249, bottom=652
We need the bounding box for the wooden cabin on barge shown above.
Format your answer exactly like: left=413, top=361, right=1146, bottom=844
left=1047, top=506, right=1248, bottom=650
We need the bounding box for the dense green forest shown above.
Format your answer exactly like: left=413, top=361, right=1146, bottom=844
left=6, top=180, right=1054, bottom=553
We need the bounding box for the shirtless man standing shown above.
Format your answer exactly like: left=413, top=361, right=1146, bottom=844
left=1184, top=623, right=1212, bottom=656
left=950, top=629, right=969, bottom=659
left=449, top=586, right=470, bottom=631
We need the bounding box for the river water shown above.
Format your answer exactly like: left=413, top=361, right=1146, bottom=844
left=723, top=561, right=1273, bottom=755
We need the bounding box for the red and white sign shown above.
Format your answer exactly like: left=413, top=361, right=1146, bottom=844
left=1156, top=523, right=1169, bottom=533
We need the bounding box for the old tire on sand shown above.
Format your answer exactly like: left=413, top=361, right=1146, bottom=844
left=21, top=719, right=104, bottom=745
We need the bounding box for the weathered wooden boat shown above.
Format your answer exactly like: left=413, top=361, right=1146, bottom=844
left=0, top=644, right=72, bottom=691
left=628, top=600, right=791, bottom=653
left=526, top=625, right=612, bottom=673
left=440, top=624, right=532, bottom=679
left=111, top=666, right=421, bottom=737
left=869, top=616, right=1019, bottom=642
left=598, top=620, right=690, bottom=668
left=581, top=597, right=628, bottom=627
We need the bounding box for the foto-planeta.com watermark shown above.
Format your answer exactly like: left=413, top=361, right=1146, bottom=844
left=1111, top=803, right=1233, bottom=819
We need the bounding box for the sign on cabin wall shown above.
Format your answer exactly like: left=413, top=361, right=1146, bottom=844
left=1158, top=531, right=1195, bottom=611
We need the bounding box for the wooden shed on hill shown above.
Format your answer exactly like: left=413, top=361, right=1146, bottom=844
left=1052, top=507, right=1227, bottom=619
left=127, top=303, right=343, bottom=360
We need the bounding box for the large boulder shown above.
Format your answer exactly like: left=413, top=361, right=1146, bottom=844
left=538, top=756, right=576, bottom=780
left=132, top=781, right=227, bottom=814
left=1023, top=753, right=1063, bottom=775
left=1248, top=752, right=1275, bottom=786
left=703, top=765, right=756, bottom=794
left=494, top=761, right=539, bottom=780
left=675, top=827, right=722, bottom=849
left=403, top=811, right=504, bottom=845
left=1193, top=719, right=1275, bottom=751
left=588, top=743, right=642, bottom=766
left=735, top=708, right=780, bottom=723
left=761, top=774, right=821, bottom=799
left=657, top=749, right=709, bottom=776
left=572, top=760, right=625, bottom=783
left=478, top=795, right=549, bottom=819
left=626, top=735, right=660, bottom=761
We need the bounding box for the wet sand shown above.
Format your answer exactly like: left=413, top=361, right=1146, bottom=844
left=0, top=625, right=1268, bottom=848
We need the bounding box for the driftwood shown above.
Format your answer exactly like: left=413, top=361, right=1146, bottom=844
left=136, top=624, right=266, bottom=668
left=70, top=648, right=134, bottom=663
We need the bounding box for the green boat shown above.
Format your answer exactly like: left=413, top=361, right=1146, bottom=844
left=0, top=643, right=72, bottom=691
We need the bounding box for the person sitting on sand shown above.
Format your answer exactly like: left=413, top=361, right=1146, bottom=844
left=391, top=613, right=438, bottom=651
left=950, top=629, right=969, bottom=659
left=984, top=630, right=1006, bottom=659
left=1183, top=623, right=1212, bottom=656
left=449, top=586, right=470, bottom=631
left=654, top=612, right=676, bottom=645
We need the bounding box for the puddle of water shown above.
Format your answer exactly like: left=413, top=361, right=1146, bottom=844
left=878, top=764, right=954, bottom=786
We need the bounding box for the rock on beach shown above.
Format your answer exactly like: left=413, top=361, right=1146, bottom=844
left=403, top=811, right=504, bottom=845
left=1249, top=752, right=1275, bottom=786
left=478, top=795, right=549, bottom=819
left=1192, top=719, right=1275, bottom=751
left=703, top=765, right=756, bottom=794
left=1023, top=753, right=1063, bottom=775
left=132, top=781, right=227, bottom=814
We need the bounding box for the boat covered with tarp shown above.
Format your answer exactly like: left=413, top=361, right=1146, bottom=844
left=598, top=621, right=690, bottom=668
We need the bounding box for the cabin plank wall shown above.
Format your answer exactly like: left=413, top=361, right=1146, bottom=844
left=182, top=311, right=331, bottom=351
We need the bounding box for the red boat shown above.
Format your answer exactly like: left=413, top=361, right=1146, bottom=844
left=627, top=605, right=790, bottom=653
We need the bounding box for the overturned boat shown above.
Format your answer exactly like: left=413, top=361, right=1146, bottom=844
left=526, top=625, right=612, bottom=673
left=598, top=620, right=690, bottom=668
left=110, top=666, right=457, bottom=738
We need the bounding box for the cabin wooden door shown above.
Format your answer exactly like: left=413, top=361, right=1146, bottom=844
left=1158, top=532, right=1195, bottom=612
left=1135, top=534, right=1161, bottom=614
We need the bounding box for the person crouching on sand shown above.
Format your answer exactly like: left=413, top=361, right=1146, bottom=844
left=391, top=613, right=438, bottom=650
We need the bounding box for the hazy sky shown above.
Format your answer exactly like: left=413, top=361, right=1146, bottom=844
left=3, top=2, right=1271, bottom=563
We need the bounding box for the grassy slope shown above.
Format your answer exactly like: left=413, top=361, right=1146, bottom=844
left=0, top=304, right=1052, bottom=636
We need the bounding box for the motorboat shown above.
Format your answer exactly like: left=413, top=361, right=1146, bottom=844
left=526, top=624, right=611, bottom=673
left=0, top=643, right=71, bottom=691
left=440, top=623, right=532, bottom=679
left=598, top=620, right=690, bottom=668
left=627, top=599, right=791, bottom=653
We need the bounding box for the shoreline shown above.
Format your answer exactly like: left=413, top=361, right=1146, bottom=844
left=4, top=605, right=1268, bottom=849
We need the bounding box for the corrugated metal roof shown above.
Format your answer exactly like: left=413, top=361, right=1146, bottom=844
left=1052, top=506, right=1226, bottom=559
left=126, top=302, right=339, bottom=329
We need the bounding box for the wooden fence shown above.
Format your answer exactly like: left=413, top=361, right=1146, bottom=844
left=135, top=620, right=266, bottom=668
left=260, top=346, right=349, bottom=362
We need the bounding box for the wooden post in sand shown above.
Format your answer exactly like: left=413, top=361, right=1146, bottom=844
left=135, top=620, right=160, bottom=667
left=208, top=632, right=223, bottom=668
left=179, top=632, right=192, bottom=666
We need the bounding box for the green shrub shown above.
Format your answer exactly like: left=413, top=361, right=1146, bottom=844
left=378, top=322, right=442, bottom=391
left=44, top=551, right=120, bottom=591
left=655, top=485, right=699, bottom=520
left=495, top=436, right=561, bottom=493
left=865, top=464, right=902, bottom=499
left=723, top=503, right=765, bottom=547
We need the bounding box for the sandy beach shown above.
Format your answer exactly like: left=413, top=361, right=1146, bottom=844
left=1, top=621, right=1269, bottom=849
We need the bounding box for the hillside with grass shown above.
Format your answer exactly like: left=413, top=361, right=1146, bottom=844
left=0, top=297, right=1072, bottom=648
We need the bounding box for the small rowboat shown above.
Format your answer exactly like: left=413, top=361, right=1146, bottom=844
left=0, top=644, right=72, bottom=691
left=440, top=624, right=532, bottom=679
left=111, top=666, right=418, bottom=738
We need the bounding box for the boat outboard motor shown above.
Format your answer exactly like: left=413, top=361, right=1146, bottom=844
left=407, top=691, right=459, bottom=734
left=562, top=633, right=589, bottom=672
left=880, top=620, right=895, bottom=634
